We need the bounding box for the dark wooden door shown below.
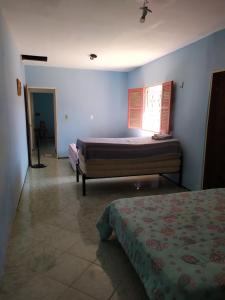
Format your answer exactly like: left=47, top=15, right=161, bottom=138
left=203, top=71, right=225, bottom=189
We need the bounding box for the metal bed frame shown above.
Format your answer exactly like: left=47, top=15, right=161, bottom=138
left=76, top=157, right=183, bottom=196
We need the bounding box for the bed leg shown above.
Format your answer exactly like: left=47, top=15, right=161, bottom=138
left=76, top=164, right=79, bottom=182
left=82, top=175, right=86, bottom=196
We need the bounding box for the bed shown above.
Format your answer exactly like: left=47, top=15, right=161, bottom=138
left=97, top=188, right=225, bottom=300
left=68, top=143, right=78, bottom=172
left=75, top=137, right=182, bottom=195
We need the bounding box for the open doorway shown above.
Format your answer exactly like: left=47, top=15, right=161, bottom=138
left=25, top=87, right=58, bottom=165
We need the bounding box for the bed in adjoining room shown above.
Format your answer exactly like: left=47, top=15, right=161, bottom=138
left=97, top=188, right=225, bottom=300
left=75, top=136, right=182, bottom=195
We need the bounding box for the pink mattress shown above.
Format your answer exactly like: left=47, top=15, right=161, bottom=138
left=68, top=143, right=78, bottom=171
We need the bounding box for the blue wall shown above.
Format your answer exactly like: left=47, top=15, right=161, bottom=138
left=24, top=29, right=225, bottom=189
left=33, top=93, right=55, bottom=138
left=128, top=29, right=225, bottom=190
left=0, top=12, right=28, bottom=277
left=25, top=67, right=128, bottom=157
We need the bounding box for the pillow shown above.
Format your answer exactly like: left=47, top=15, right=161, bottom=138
left=152, top=133, right=172, bottom=140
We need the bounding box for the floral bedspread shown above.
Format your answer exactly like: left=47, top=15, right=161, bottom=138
left=96, top=189, right=225, bottom=300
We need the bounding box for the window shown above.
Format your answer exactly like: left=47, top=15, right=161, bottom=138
left=128, top=81, right=173, bottom=134
left=142, top=84, right=162, bottom=132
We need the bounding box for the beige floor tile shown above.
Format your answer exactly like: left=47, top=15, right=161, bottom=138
left=110, top=288, right=148, bottom=300
left=29, top=223, right=80, bottom=252
left=73, top=264, right=116, bottom=300
left=57, top=287, right=95, bottom=300
left=1, top=231, right=74, bottom=296
left=93, top=241, right=131, bottom=285
left=0, top=262, right=36, bottom=296
left=5, top=235, right=39, bottom=267
left=110, top=271, right=149, bottom=300
left=0, top=276, right=67, bottom=300
left=24, top=241, right=62, bottom=274
left=43, top=211, right=81, bottom=233
left=67, top=235, right=98, bottom=262
left=10, top=214, right=32, bottom=238
left=46, top=253, right=90, bottom=286
left=1, top=152, right=186, bottom=300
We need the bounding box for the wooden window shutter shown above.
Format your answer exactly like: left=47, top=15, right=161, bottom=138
left=128, top=88, right=145, bottom=128
left=160, top=81, right=173, bottom=134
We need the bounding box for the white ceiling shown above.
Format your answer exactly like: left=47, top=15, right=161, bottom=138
left=1, top=0, right=225, bottom=71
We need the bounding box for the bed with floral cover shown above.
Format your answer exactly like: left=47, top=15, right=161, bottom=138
left=97, top=188, right=225, bottom=300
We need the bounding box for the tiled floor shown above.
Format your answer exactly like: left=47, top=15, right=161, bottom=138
left=0, top=153, right=186, bottom=300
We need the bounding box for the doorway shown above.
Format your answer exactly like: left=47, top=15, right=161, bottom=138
left=203, top=70, right=225, bottom=189
left=25, top=87, right=58, bottom=165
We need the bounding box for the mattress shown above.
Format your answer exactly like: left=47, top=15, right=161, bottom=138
left=68, top=143, right=78, bottom=171
left=97, top=188, right=225, bottom=300
left=78, top=152, right=181, bottom=178
left=76, top=137, right=181, bottom=160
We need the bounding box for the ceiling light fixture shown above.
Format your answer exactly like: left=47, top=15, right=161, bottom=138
left=89, top=54, right=97, bottom=60
left=140, top=0, right=152, bottom=23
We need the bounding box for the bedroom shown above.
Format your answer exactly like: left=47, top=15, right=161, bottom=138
left=0, top=0, right=225, bottom=299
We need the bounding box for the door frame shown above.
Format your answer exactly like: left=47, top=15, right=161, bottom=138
left=201, top=69, right=225, bottom=188
left=24, top=85, right=32, bottom=165
left=27, top=87, right=58, bottom=158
